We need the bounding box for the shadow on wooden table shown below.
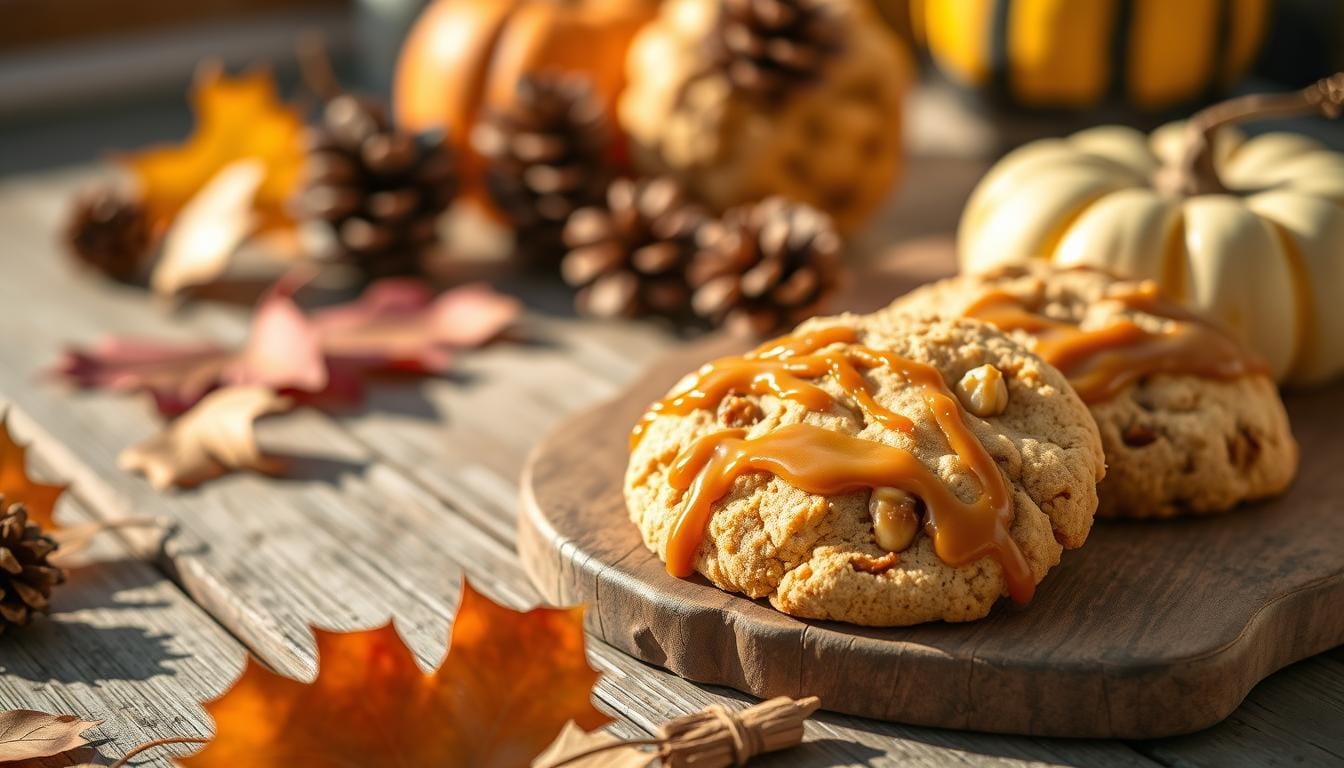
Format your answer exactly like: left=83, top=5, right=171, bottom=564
left=0, top=560, right=188, bottom=685
left=755, top=737, right=885, bottom=766
left=57, top=557, right=174, bottom=613
left=0, top=619, right=184, bottom=684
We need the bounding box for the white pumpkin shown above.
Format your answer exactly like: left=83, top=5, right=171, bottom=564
left=958, top=117, right=1344, bottom=386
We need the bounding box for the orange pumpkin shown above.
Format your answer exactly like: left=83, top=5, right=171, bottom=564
left=394, top=0, right=656, bottom=210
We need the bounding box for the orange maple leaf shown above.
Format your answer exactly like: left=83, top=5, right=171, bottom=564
left=181, top=581, right=606, bottom=768
left=123, top=64, right=304, bottom=232
left=0, top=415, right=65, bottom=532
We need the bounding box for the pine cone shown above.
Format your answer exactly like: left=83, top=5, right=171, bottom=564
left=561, top=178, right=706, bottom=319
left=689, top=196, right=842, bottom=336
left=297, top=94, right=456, bottom=281
left=711, top=0, right=847, bottom=101
left=0, top=501, right=64, bottom=633
left=64, top=186, right=152, bottom=282
left=474, top=74, right=613, bottom=265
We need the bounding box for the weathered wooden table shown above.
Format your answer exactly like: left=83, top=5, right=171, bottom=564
left=0, top=160, right=1339, bottom=767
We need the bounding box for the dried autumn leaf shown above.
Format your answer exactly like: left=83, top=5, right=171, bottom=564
left=314, top=280, right=521, bottom=372
left=153, top=159, right=265, bottom=297
left=0, top=709, right=101, bottom=762
left=181, top=581, right=605, bottom=768
left=536, top=697, right=822, bottom=768
left=120, top=386, right=292, bottom=490
left=0, top=416, right=65, bottom=531
left=55, top=279, right=518, bottom=416
left=56, top=279, right=330, bottom=416
left=123, top=64, right=303, bottom=232
left=532, top=722, right=654, bottom=768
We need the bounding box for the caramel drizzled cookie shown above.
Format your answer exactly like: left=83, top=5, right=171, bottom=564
left=625, top=313, right=1104, bottom=626
left=885, top=265, right=1298, bottom=518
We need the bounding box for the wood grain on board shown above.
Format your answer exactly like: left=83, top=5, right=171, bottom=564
left=519, top=267, right=1344, bottom=739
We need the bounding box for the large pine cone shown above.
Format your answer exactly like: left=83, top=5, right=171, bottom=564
left=561, top=178, right=706, bottom=319
left=712, top=0, right=847, bottom=101
left=297, top=95, right=456, bottom=281
left=474, top=74, right=613, bottom=265
left=0, top=501, right=64, bottom=633
left=689, top=196, right=842, bottom=335
left=65, top=186, right=152, bottom=282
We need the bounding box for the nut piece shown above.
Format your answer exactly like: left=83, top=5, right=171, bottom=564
left=956, top=364, right=1009, bottom=418
left=717, top=394, right=762, bottom=428
left=869, top=487, right=921, bottom=553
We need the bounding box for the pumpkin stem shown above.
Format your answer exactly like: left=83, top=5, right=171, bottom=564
left=1156, top=72, right=1344, bottom=197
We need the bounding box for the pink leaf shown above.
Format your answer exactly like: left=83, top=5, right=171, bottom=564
left=315, top=280, right=519, bottom=374
left=55, top=338, right=233, bottom=417
left=428, top=282, right=522, bottom=348
left=233, top=282, right=328, bottom=393
left=53, top=278, right=518, bottom=415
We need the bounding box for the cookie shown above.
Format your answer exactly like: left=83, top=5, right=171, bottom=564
left=625, top=313, right=1104, bottom=626
left=884, top=265, right=1298, bottom=518
left=617, top=0, right=908, bottom=233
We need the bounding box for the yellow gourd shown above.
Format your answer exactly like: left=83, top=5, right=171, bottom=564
left=914, top=0, right=1270, bottom=112
left=959, top=75, right=1344, bottom=386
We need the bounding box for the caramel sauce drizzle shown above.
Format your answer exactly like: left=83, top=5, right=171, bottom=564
left=630, top=326, right=912, bottom=451
left=963, top=282, right=1266, bottom=404
left=635, top=327, right=1036, bottom=604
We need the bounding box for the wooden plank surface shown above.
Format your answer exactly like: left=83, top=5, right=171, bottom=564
left=0, top=412, right=244, bottom=763
left=0, top=164, right=1337, bottom=766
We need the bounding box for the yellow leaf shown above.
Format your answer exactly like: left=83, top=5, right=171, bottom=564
left=180, top=581, right=606, bottom=768
left=123, top=65, right=303, bottom=232
left=0, top=415, right=65, bottom=532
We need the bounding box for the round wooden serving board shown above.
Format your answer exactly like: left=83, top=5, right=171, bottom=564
left=518, top=276, right=1344, bottom=739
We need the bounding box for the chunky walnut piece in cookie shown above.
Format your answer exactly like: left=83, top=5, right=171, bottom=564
left=869, top=487, right=921, bottom=553
left=717, top=394, right=762, bottom=428
left=956, top=364, right=1009, bottom=417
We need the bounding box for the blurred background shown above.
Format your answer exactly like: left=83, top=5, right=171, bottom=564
left=3, top=0, right=1343, bottom=178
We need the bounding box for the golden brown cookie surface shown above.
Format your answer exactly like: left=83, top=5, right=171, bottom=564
left=617, top=0, right=910, bottom=233
left=625, top=313, right=1103, bottom=626
left=885, top=266, right=1299, bottom=518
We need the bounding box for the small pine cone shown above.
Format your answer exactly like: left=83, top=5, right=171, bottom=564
left=65, top=186, right=152, bottom=282
left=561, top=178, right=706, bottom=320
left=0, top=501, right=64, bottom=634
left=712, top=0, right=847, bottom=102
left=296, top=94, right=456, bottom=281
left=689, top=197, right=842, bottom=336
left=474, top=74, right=613, bottom=265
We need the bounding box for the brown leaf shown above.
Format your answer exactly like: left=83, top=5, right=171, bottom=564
left=532, top=722, right=654, bottom=768
left=179, top=580, right=605, bottom=768
left=119, top=386, right=292, bottom=490
left=0, top=709, right=101, bottom=762
left=122, top=65, right=303, bottom=233
left=152, top=159, right=265, bottom=297
left=0, top=416, right=66, bottom=531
